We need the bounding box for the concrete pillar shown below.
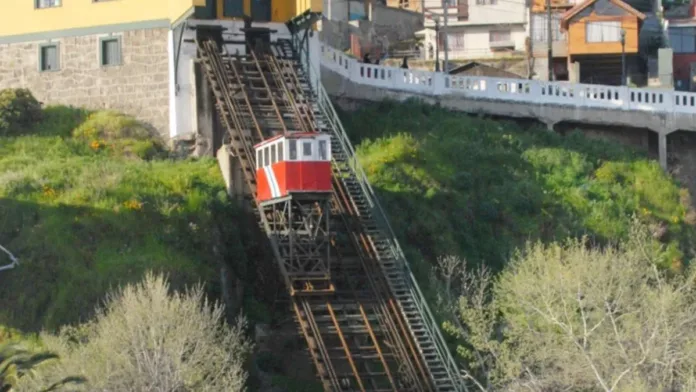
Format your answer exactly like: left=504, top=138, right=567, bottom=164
left=216, top=145, right=247, bottom=201
left=658, top=132, right=667, bottom=170
left=658, top=48, right=674, bottom=89
left=195, top=62, right=215, bottom=157
left=546, top=122, right=556, bottom=132
left=569, top=61, right=580, bottom=83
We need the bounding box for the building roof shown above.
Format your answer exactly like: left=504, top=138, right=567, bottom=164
left=448, top=61, right=521, bottom=78
left=560, top=0, right=647, bottom=31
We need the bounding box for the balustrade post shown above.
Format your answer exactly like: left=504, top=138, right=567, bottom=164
left=433, top=73, right=447, bottom=96
left=618, top=86, right=630, bottom=110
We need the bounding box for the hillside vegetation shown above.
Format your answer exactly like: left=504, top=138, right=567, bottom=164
left=0, top=93, right=259, bottom=332
left=344, top=100, right=696, bottom=272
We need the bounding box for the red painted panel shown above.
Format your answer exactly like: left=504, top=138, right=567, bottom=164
left=302, top=161, right=333, bottom=192
left=255, top=168, right=272, bottom=202
left=258, top=161, right=332, bottom=202
left=285, top=161, right=332, bottom=193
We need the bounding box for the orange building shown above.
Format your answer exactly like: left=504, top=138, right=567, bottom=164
left=560, top=0, right=646, bottom=85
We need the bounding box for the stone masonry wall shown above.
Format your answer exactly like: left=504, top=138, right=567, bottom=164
left=0, top=28, right=170, bottom=137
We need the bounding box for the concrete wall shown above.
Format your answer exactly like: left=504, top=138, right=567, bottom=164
left=0, top=27, right=171, bottom=136
left=320, top=4, right=423, bottom=55
left=372, top=4, right=424, bottom=43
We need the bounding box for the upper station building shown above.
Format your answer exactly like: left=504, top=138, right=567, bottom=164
left=0, top=0, right=321, bottom=148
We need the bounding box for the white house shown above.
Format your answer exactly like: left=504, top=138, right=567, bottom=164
left=416, top=0, right=529, bottom=61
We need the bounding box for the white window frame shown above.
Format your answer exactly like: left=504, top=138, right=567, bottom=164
left=302, top=140, right=313, bottom=159
left=39, top=42, right=60, bottom=72
left=99, top=35, right=123, bottom=67
left=270, top=141, right=277, bottom=165
left=585, top=21, right=621, bottom=43
left=288, top=139, right=297, bottom=161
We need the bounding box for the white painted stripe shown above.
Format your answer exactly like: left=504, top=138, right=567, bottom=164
left=264, top=166, right=281, bottom=199
left=268, top=167, right=281, bottom=198
left=262, top=167, right=274, bottom=198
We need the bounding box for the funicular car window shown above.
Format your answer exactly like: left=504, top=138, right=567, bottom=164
left=278, top=142, right=284, bottom=161
left=303, top=141, right=312, bottom=157
left=271, top=143, right=277, bottom=164
left=289, top=140, right=297, bottom=160
left=264, top=147, right=269, bottom=167
left=318, top=140, right=327, bottom=160
left=256, top=150, right=261, bottom=169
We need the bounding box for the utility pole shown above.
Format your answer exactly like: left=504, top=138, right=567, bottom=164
left=546, top=0, right=553, bottom=81
left=443, top=0, right=449, bottom=72
left=434, top=15, right=441, bottom=72
left=620, top=29, right=626, bottom=85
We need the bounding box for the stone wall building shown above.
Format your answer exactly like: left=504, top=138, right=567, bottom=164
left=0, top=28, right=171, bottom=134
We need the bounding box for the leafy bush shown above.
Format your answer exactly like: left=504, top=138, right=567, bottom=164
left=73, top=110, right=165, bottom=160
left=456, top=221, right=696, bottom=391
left=15, top=273, right=252, bottom=392
left=0, top=89, right=42, bottom=136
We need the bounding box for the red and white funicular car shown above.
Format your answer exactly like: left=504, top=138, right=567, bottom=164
left=254, top=132, right=333, bottom=203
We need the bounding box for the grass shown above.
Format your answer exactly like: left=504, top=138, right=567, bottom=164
left=0, top=106, right=254, bottom=332
left=343, top=99, right=696, bottom=272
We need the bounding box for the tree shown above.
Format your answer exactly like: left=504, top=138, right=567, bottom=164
left=439, top=220, right=696, bottom=391
left=16, top=273, right=253, bottom=392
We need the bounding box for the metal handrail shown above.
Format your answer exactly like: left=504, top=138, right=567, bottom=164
left=0, top=245, right=19, bottom=273
left=293, top=38, right=467, bottom=391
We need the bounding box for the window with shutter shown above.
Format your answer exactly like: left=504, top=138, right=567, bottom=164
left=40, top=44, right=59, bottom=72
left=101, top=38, right=122, bottom=66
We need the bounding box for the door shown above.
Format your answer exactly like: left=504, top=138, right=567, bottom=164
left=223, top=0, right=244, bottom=17
left=194, top=0, right=217, bottom=19
left=252, top=0, right=271, bottom=22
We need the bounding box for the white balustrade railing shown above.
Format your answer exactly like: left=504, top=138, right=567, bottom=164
left=318, top=42, right=696, bottom=116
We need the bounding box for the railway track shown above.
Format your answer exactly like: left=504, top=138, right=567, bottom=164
left=195, top=19, right=465, bottom=391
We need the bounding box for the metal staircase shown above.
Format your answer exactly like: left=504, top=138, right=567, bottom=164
left=284, top=17, right=467, bottom=391
left=194, top=19, right=466, bottom=391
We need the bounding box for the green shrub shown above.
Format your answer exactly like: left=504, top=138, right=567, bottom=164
left=73, top=110, right=165, bottom=159
left=0, top=89, right=42, bottom=136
